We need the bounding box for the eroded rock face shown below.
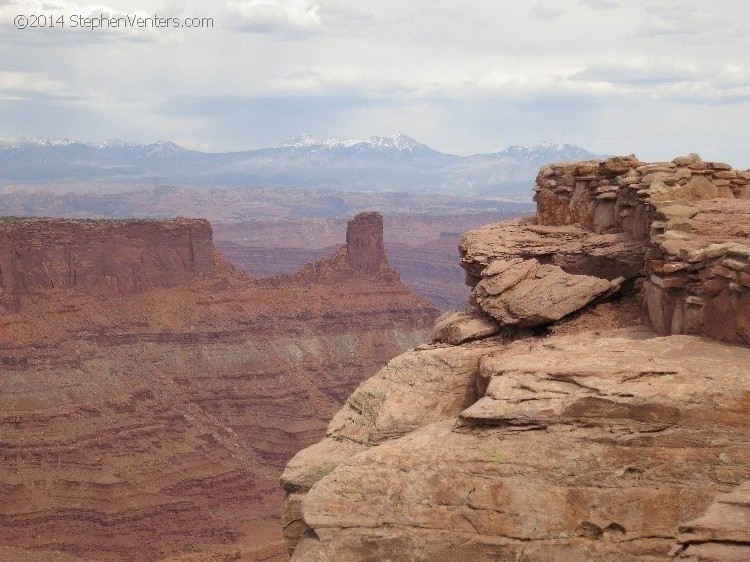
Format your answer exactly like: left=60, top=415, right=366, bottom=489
left=431, top=310, right=502, bottom=344
left=293, top=212, right=399, bottom=283
left=644, top=199, right=750, bottom=345
left=531, top=156, right=750, bottom=346
left=459, top=219, right=645, bottom=288
left=474, top=259, right=618, bottom=327
left=279, top=341, right=497, bottom=554
left=345, top=211, right=388, bottom=274
left=674, top=481, right=750, bottom=560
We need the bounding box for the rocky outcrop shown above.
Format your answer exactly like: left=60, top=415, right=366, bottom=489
left=531, top=154, right=750, bottom=345
left=644, top=199, right=750, bottom=345
left=0, top=217, right=218, bottom=313
left=0, top=212, right=437, bottom=561
left=280, top=341, right=497, bottom=553
left=474, top=258, right=618, bottom=327
left=457, top=218, right=644, bottom=330
left=431, top=310, right=502, bottom=345
left=284, top=330, right=750, bottom=561
left=282, top=154, right=750, bottom=561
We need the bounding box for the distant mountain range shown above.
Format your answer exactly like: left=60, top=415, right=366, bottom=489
left=0, top=134, right=603, bottom=201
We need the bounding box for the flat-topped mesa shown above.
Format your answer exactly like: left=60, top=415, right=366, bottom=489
left=294, top=211, right=399, bottom=282
left=0, top=212, right=437, bottom=560
left=0, top=217, right=219, bottom=311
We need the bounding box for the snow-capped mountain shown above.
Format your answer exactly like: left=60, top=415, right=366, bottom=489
left=92, top=138, right=142, bottom=149
left=498, top=142, right=601, bottom=168
left=1, top=137, right=78, bottom=149
left=143, top=140, right=190, bottom=157
left=280, top=133, right=365, bottom=149
left=0, top=135, right=605, bottom=201
left=280, top=132, right=440, bottom=155
left=0, top=137, right=189, bottom=152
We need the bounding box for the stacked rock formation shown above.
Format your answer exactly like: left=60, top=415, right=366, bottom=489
left=281, top=154, right=750, bottom=561
left=533, top=153, right=749, bottom=345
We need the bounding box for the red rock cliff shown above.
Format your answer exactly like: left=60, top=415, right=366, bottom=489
left=0, top=217, right=216, bottom=312
left=345, top=211, right=388, bottom=274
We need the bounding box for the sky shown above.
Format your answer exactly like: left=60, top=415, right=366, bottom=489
left=1, top=0, right=749, bottom=166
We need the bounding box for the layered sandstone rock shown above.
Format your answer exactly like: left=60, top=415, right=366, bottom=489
left=431, top=310, right=501, bottom=345
left=215, top=213, right=525, bottom=312
left=282, top=155, right=750, bottom=561
left=457, top=218, right=644, bottom=331
left=290, top=212, right=399, bottom=283
left=644, top=199, right=750, bottom=345
left=531, top=154, right=750, bottom=345
left=0, top=212, right=437, bottom=561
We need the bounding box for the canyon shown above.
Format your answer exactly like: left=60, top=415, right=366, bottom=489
left=0, top=182, right=534, bottom=312
left=214, top=213, right=527, bottom=311
left=282, top=154, right=750, bottom=561
left=0, top=212, right=437, bottom=561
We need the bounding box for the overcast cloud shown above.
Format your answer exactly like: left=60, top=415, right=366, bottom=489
left=0, top=0, right=749, bottom=166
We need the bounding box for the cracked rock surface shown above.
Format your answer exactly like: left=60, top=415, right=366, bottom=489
left=287, top=331, right=750, bottom=561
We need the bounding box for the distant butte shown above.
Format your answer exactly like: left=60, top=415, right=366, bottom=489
left=289, top=212, right=398, bottom=283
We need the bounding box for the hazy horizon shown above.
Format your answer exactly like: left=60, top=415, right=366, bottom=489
left=2, top=0, right=749, bottom=167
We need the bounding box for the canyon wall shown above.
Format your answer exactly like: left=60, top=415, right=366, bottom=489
left=0, top=213, right=437, bottom=561
left=281, top=155, right=750, bottom=561
left=0, top=218, right=216, bottom=312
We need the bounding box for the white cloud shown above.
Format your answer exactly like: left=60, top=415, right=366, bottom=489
left=571, top=60, right=750, bottom=105
left=579, top=0, right=618, bottom=9
left=572, top=61, right=702, bottom=85
left=638, top=3, right=732, bottom=40
left=227, top=0, right=321, bottom=33
left=0, top=71, right=64, bottom=99
left=530, top=3, right=565, bottom=20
